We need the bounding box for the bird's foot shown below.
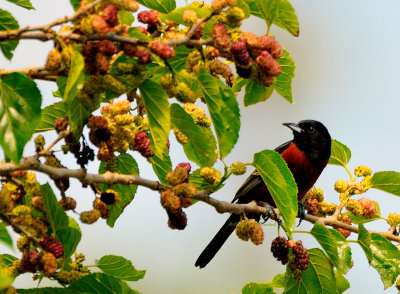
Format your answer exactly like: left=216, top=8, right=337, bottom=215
left=258, top=201, right=280, bottom=224
left=297, top=202, right=305, bottom=226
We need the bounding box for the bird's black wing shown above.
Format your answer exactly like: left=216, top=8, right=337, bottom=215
left=232, top=141, right=291, bottom=203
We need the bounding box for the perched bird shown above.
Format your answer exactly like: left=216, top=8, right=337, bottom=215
left=195, top=120, right=331, bottom=268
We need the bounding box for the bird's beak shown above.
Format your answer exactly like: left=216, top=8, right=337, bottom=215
left=283, top=122, right=302, bottom=133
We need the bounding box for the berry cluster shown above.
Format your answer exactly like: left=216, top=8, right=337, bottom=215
left=82, top=40, right=117, bottom=74
left=304, top=187, right=336, bottom=217
left=161, top=163, right=196, bottom=230
left=235, top=218, right=264, bottom=245
left=160, top=74, right=198, bottom=103
left=138, top=9, right=159, bottom=33
left=271, top=236, right=289, bottom=265
left=271, top=237, right=309, bottom=275
left=182, top=103, right=212, bottom=127
left=229, top=162, right=247, bottom=175
left=39, top=235, right=65, bottom=258
left=336, top=214, right=352, bottom=238
left=80, top=189, right=119, bottom=224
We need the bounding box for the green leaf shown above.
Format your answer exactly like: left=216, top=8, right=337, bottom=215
left=247, top=0, right=299, bottom=37
left=328, top=139, right=351, bottom=167
left=63, top=47, right=89, bottom=138
left=242, top=282, right=276, bottom=294
left=275, top=49, right=295, bottom=103
left=369, top=233, right=400, bottom=289
left=148, top=143, right=172, bottom=184
left=99, top=154, right=139, bottom=227
left=0, top=9, right=19, bottom=59
left=167, top=46, right=192, bottom=72
left=18, top=288, right=77, bottom=294
left=232, top=77, right=248, bottom=93
left=97, top=255, right=145, bottom=281
left=127, top=27, right=151, bottom=42
left=283, top=249, right=336, bottom=294
left=0, top=271, right=13, bottom=290
left=357, top=224, right=372, bottom=262
left=266, top=273, right=287, bottom=288
left=70, top=0, right=81, bottom=11
left=118, top=10, right=134, bottom=25
left=244, top=80, right=274, bottom=106
left=171, top=104, right=217, bottom=167
left=69, top=273, right=140, bottom=294
left=6, top=0, right=34, bottom=9
left=198, top=68, right=240, bottom=158
left=0, top=254, right=17, bottom=267
left=138, top=0, right=175, bottom=13
left=0, top=73, right=42, bottom=162
left=344, top=200, right=380, bottom=224
left=253, top=149, right=297, bottom=237
left=57, top=217, right=81, bottom=268
left=53, top=76, right=67, bottom=98
left=189, top=168, right=224, bottom=193
left=163, top=6, right=212, bottom=25
left=139, top=79, right=170, bottom=157
left=311, top=223, right=351, bottom=275
left=0, top=221, right=12, bottom=249
left=334, top=271, right=350, bottom=294
left=35, top=102, right=66, bottom=132
left=237, top=0, right=251, bottom=18
left=371, top=171, right=400, bottom=196
left=40, top=183, right=69, bottom=235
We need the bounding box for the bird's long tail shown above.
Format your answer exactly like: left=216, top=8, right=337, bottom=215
left=195, top=213, right=240, bottom=268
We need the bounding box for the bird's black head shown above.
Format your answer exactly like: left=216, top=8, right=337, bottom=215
left=283, top=120, right=331, bottom=163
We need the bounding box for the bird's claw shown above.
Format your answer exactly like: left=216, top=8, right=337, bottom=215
left=297, top=202, right=305, bottom=226
left=257, top=201, right=279, bottom=224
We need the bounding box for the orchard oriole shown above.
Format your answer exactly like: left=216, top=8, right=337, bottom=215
left=195, top=120, right=331, bottom=268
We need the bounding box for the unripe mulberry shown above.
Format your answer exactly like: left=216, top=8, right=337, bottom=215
left=93, top=197, right=110, bottom=219
left=54, top=117, right=68, bottom=133
left=225, top=6, right=245, bottom=27
left=97, top=40, right=117, bottom=56
left=31, top=196, right=44, bottom=212
left=20, top=250, right=40, bottom=273
left=121, top=0, right=139, bottom=12
left=160, top=190, right=181, bottom=212
left=209, top=59, right=232, bottom=80
left=358, top=197, right=376, bottom=218
left=354, top=165, right=372, bottom=177
left=148, top=40, right=175, bottom=60
left=248, top=219, right=264, bottom=245
left=231, top=41, right=251, bottom=67
left=138, top=10, right=159, bottom=25
left=17, top=235, right=30, bottom=252
left=309, top=187, right=324, bottom=202
left=235, top=219, right=249, bottom=241
left=92, top=15, right=109, bottom=36
left=211, top=0, right=229, bottom=11
left=212, top=23, right=231, bottom=49
left=40, top=252, right=57, bottom=276
left=176, top=162, right=191, bottom=174
left=200, top=167, right=222, bottom=185
left=100, top=189, right=120, bottom=205
left=318, top=201, right=337, bottom=216
left=229, top=162, right=246, bottom=175
left=80, top=209, right=101, bottom=224
left=344, top=198, right=363, bottom=217
left=388, top=212, right=400, bottom=227
left=255, top=51, right=281, bottom=76
left=166, top=167, right=189, bottom=186
left=334, top=179, right=348, bottom=193
left=182, top=9, right=198, bottom=24
left=304, top=198, right=319, bottom=216
left=45, top=49, right=62, bottom=71
left=336, top=214, right=352, bottom=238
left=174, top=129, right=188, bottom=145
left=172, top=183, right=197, bottom=198
left=293, top=241, right=309, bottom=271
left=59, top=197, right=77, bottom=211
left=167, top=210, right=187, bottom=230
left=102, top=5, right=118, bottom=27
left=271, top=236, right=289, bottom=265
left=174, top=82, right=197, bottom=103
left=40, top=235, right=64, bottom=258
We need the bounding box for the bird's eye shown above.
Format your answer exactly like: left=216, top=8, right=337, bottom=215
left=307, top=126, right=315, bottom=133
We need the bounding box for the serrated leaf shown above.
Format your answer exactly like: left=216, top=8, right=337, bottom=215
left=70, top=0, right=81, bottom=11
left=69, top=273, right=140, bottom=294
left=99, top=154, right=139, bottom=227
left=232, top=77, right=248, bottom=93
left=35, top=102, right=67, bottom=132
left=0, top=254, right=17, bottom=267
left=329, top=139, right=351, bottom=167
left=171, top=104, right=217, bottom=167
left=18, top=288, right=78, bottom=294
left=311, top=223, right=351, bottom=275
left=344, top=200, right=380, bottom=224
left=253, top=149, right=297, bottom=237
left=148, top=142, right=172, bottom=184
left=0, top=9, right=19, bottom=59
left=357, top=224, right=372, bottom=262
left=138, top=0, right=175, bottom=13
left=275, top=49, right=295, bottom=103
left=57, top=217, right=81, bottom=269
left=6, top=0, right=34, bottom=9
left=139, top=79, right=170, bottom=157
left=163, top=6, right=212, bottom=25
left=40, top=183, right=69, bottom=235
left=127, top=27, right=151, bottom=42
left=266, top=273, right=287, bottom=288
left=244, top=80, right=274, bottom=106
left=97, top=255, right=145, bottom=281
left=118, top=10, right=134, bottom=25
left=371, top=171, right=400, bottom=196
left=63, top=47, right=89, bottom=138
left=242, top=282, right=276, bottom=294
left=53, top=76, right=67, bottom=98
left=189, top=169, right=224, bottom=193
left=198, top=68, right=240, bottom=158
left=369, top=233, right=400, bottom=289
left=0, top=221, right=12, bottom=249
left=247, top=0, right=299, bottom=37
left=283, top=249, right=336, bottom=294
left=0, top=72, right=42, bottom=162
left=334, top=271, right=350, bottom=294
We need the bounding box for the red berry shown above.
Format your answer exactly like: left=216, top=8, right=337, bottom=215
left=231, top=41, right=251, bottom=66
left=136, top=49, right=153, bottom=64
left=175, top=162, right=191, bottom=174
left=133, top=131, right=154, bottom=157
left=212, top=23, right=231, bottom=49
left=40, top=235, right=64, bottom=258
left=102, top=5, right=118, bottom=27
left=148, top=40, right=175, bottom=59
left=271, top=236, right=289, bottom=265
left=255, top=51, right=281, bottom=76
left=92, top=15, right=110, bottom=36
left=97, top=40, right=117, bottom=56
left=138, top=10, right=159, bottom=25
